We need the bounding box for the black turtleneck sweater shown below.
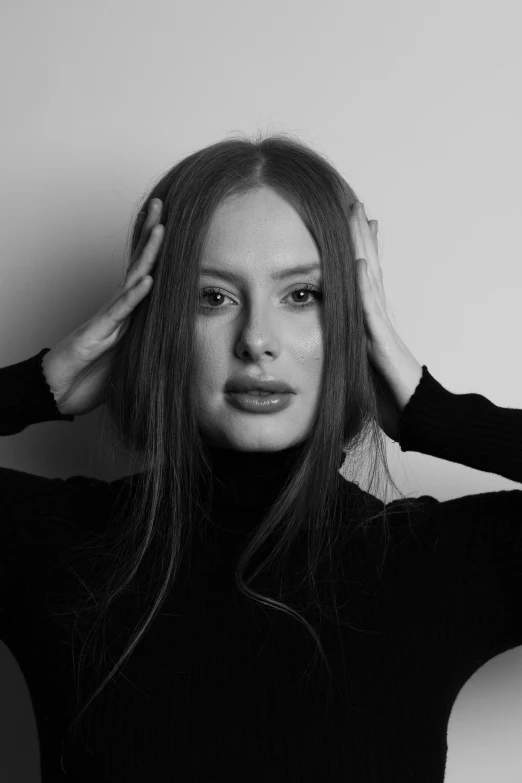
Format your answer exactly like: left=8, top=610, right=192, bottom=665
left=1, top=348, right=521, bottom=782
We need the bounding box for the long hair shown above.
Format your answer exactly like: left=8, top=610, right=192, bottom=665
left=52, top=130, right=418, bottom=761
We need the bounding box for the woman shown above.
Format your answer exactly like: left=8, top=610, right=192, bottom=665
left=1, top=132, right=520, bottom=781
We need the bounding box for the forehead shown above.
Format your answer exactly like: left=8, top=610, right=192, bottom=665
left=202, top=187, right=320, bottom=271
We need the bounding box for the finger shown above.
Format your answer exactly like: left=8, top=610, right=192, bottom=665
left=353, top=205, right=386, bottom=304
left=356, top=205, right=379, bottom=270
left=365, top=221, right=379, bottom=260
left=129, top=199, right=163, bottom=270
left=358, top=257, right=386, bottom=325
left=125, top=223, right=164, bottom=289
left=99, top=275, right=154, bottom=341
left=368, top=220, right=380, bottom=271
left=350, top=205, right=377, bottom=271
left=349, top=205, right=367, bottom=261
left=357, top=234, right=387, bottom=321
left=350, top=211, right=378, bottom=292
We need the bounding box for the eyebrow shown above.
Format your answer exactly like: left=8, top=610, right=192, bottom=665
left=200, top=262, right=322, bottom=283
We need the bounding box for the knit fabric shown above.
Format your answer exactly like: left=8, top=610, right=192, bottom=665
left=0, top=348, right=521, bottom=781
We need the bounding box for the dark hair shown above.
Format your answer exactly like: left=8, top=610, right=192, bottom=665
left=54, top=130, right=418, bottom=763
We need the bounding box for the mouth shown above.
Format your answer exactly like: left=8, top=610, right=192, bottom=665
left=231, top=390, right=277, bottom=396
left=226, top=389, right=293, bottom=413
left=225, top=377, right=294, bottom=395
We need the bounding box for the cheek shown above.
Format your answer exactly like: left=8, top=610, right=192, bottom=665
left=292, top=329, right=323, bottom=378
left=194, top=326, right=226, bottom=394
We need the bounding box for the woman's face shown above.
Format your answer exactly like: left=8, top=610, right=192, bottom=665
left=194, top=185, right=324, bottom=452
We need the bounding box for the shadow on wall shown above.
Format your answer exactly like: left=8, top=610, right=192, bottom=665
left=0, top=641, right=41, bottom=782
left=445, top=646, right=522, bottom=782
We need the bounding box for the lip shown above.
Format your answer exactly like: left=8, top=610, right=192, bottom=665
left=225, top=376, right=294, bottom=394
left=226, top=391, right=293, bottom=414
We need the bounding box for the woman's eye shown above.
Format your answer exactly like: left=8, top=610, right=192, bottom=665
left=199, top=285, right=322, bottom=311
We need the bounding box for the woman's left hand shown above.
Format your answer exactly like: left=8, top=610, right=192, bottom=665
left=350, top=201, right=423, bottom=442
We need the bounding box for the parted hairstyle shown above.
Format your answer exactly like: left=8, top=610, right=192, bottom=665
left=53, top=130, right=418, bottom=764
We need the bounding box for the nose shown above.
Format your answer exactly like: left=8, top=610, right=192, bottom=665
left=234, top=305, right=282, bottom=363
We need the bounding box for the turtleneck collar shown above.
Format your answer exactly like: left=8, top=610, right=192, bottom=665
left=203, top=439, right=345, bottom=512
left=204, top=439, right=307, bottom=512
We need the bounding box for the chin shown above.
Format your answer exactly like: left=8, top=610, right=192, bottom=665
left=198, top=399, right=310, bottom=451
left=216, top=424, right=306, bottom=452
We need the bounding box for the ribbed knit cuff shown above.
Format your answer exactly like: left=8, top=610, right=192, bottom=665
left=397, top=365, right=522, bottom=482
left=0, top=348, right=75, bottom=436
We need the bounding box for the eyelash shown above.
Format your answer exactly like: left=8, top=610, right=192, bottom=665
left=199, top=284, right=323, bottom=312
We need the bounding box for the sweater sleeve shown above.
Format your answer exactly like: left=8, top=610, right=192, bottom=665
left=0, top=348, right=115, bottom=544
left=397, top=364, right=522, bottom=484
left=393, top=365, right=522, bottom=661
left=0, top=347, right=75, bottom=435
left=0, top=351, right=120, bottom=727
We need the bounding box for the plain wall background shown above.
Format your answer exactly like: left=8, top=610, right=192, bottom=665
left=1, top=0, right=521, bottom=779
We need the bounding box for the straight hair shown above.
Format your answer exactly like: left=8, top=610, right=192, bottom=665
left=51, top=130, right=418, bottom=766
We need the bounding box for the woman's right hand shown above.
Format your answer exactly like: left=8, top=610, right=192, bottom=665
left=41, top=199, right=164, bottom=416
